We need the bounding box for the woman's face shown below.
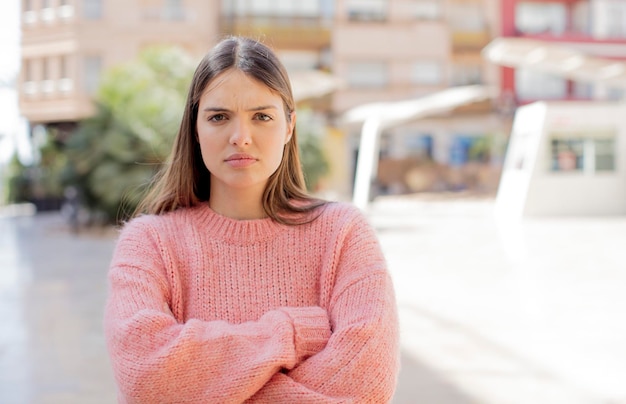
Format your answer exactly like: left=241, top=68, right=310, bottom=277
left=196, top=69, right=294, bottom=198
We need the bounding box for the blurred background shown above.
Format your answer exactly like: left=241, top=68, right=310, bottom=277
left=1, top=0, right=626, bottom=403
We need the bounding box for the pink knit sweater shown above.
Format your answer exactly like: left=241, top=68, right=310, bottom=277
left=104, top=201, right=399, bottom=403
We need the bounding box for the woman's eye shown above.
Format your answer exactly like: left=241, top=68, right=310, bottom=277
left=255, top=113, right=271, bottom=121
left=209, top=114, right=227, bottom=122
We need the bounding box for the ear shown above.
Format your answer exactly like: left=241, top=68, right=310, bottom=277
left=285, top=111, right=296, bottom=144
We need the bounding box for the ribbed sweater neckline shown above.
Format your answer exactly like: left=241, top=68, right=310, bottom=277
left=187, top=203, right=286, bottom=245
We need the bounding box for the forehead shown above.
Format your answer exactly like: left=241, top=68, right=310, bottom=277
left=199, top=69, right=282, bottom=106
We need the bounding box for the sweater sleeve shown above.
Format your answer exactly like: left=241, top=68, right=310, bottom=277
left=245, top=209, right=400, bottom=403
left=103, top=218, right=331, bottom=403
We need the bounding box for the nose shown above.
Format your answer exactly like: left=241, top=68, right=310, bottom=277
left=229, top=119, right=252, bottom=146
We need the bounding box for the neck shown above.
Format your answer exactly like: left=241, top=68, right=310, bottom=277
left=209, top=187, right=267, bottom=220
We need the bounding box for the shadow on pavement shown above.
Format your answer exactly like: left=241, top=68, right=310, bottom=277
left=394, top=350, right=476, bottom=403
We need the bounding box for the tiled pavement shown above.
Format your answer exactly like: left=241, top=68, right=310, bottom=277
left=1, top=198, right=625, bottom=403
left=369, top=197, right=626, bottom=404
left=1, top=207, right=117, bottom=403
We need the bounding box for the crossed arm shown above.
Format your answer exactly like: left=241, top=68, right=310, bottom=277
left=104, top=218, right=399, bottom=403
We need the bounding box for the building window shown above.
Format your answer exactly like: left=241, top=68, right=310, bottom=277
left=449, top=3, right=484, bottom=31
left=224, top=0, right=322, bottom=18
left=411, top=61, right=441, bottom=85
left=607, top=87, right=625, bottom=101
left=404, top=134, right=433, bottom=159
left=573, top=81, right=593, bottom=99
left=551, top=139, right=583, bottom=171
left=83, top=55, right=102, bottom=94
left=84, top=0, right=102, bottom=19
left=41, top=58, right=55, bottom=94
left=164, top=0, right=185, bottom=20
left=23, top=0, right=38, bottom=24
left=278, top=50, right=320, bottom=72
left=23, top=59, right=37, bottom=95
left=40, top=0, right=56, bottom=22
left=450, top=64, right=482, bottom=86
left=516, top=69, right=567, bottom=100
left=58, top=0, right=74, bottom=19
left=320, top=0, right=334, bottom=20
left=550, top=135, right=616, bottom=173
left=411, top=0, right=441, bottom=21
left=346, top=61, right=388, bottom=88
left=23, top=12, right=37, bottom=25
left=606, top=2, right=626, bottom=38
left=449, top=135, right=490, bottom=166
left=594, top=138, right=616, bottom=171
left=516, top=2, right=566, bottom=35
left=271, top=0, right=320, bottom=17
left=347, top=0, right=387, bottom=22
left=59, top=55, right=73, bottom=93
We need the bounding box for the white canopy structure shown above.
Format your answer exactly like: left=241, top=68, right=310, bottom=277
left=339, top=85, right=496, bottom=210
left=495, top=100, right=626, bottom=218
left=483, top=37, right=626, bottom=217
left=482, top=37, right=626, bottom=90
left=290, top=70, right=344, bottom=103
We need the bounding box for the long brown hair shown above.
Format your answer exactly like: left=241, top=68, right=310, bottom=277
left=134, top=36, right=326, bottom=224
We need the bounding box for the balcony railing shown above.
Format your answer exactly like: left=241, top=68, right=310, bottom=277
left=23, top=5, right=75, bottom=25
left=23, top=81, right=38, bottom=96
left=41, top=80, right=55, bottom=94
left=141, top=7, right=194, bottom=21
left=23, top=10, right=37, bottom=25
left=21, top=78, right=75, bottom=98
left=222, top=16, right=332, bottom=49
left=58, top=5, right=74, bottom=20
left=451, top=31, right=491, bottom=51
left=222, top=15, right=332, bottom=28
left=58, top=78, right=74, bottom=93
left=40, top=8, right=56, bottom=23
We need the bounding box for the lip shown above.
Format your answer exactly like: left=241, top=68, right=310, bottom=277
left=225, top=153, right=258, bottom=168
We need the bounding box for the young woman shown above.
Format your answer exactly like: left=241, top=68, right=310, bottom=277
left=104, top=36, right=399, bottom=403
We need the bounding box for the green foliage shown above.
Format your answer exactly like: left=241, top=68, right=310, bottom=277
left=63, top=46, right=196, bottom=223
left=4, top=129, right=66, bottom=208
left=36, top=130, right=68, bottom=199
left=468, top=136, right=492, bottom=163
left=296, top=109, right=329, bottom=191
left=63, top=46, right=329, bottom=223
left=4, top=153, right=30, bottom=204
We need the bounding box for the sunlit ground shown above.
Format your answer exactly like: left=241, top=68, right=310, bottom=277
left=370, top=196, right=626, bottom=404
left=1, top=196, right=625, bottom=403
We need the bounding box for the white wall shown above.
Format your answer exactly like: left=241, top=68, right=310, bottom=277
left=525, top=102, right=626, bottom=216
left=497, top=101, right=626, bottom=217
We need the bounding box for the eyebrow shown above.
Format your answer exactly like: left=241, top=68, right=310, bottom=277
left=202, top=105, right=278, bottom=112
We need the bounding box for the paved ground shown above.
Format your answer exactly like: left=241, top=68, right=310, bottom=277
left=1, top=198, right=625, bottom=403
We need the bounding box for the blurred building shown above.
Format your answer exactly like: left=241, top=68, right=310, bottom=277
left=491, top=0, right=626, bottom=217
left=18, top=0, right=220, bottom=135
left=18, top=0, right=509, bottom=199
left=499, top=0, right=626, bottom=104
left=333, top=0, right=504, bottom=197
left=496, top=100, right=626, bottom=217
left=220, top=0, right=333, bottom=71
